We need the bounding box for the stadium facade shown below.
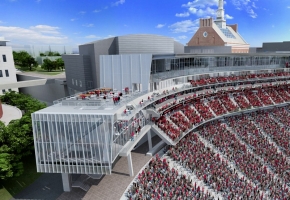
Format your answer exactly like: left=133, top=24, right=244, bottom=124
left=32, top=0, right=290, bottom=193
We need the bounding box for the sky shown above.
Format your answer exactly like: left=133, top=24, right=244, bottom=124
left=0, top=0, right=289, bottom=48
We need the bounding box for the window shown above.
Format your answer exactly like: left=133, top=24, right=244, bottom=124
left=0, top=70, right=2, bottom=77
left=8, top=89, right=12, bottom=92
left=5, top=70, right=9, bottom=77
left=2, top=55, right=6, bottom=62
left=75, top=80, right=78, bottom=86
left=2, top=89, right=5, bottom=94
left=79, top=80, right=82, bottom=87
left=72, top=79, right=74, bottom=85
left=87, top=81, right=93, bottom=89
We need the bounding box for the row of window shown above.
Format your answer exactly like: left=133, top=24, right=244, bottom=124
left=72, top=79, right=82, bottom=87
left=0, top=70, right=9, bottom=77
left=2, top=89, right=12, bottom=94
left=71, top=79, right=94, bottom=89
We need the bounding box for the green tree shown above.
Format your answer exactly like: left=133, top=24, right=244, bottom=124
left=0, top=122, right=24, bottom=179
left=13, top=51, right=37, bottom=71
left=55, top=58, right=65, bottom=71
left=0, top=92, right=46, bottom=179
left=42, top=58, right=55, bottom=72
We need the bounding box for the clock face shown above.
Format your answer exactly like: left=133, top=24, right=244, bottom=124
left=203, top=31, right=208, bottom=37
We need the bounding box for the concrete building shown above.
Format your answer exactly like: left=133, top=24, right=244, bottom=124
left=0, top=37, right=18, bottom=95
left=186, top=0, right=249, bottom=54
left=256, top=41, right=290, bottom=53
left=62, top=34, right=184, bottom=95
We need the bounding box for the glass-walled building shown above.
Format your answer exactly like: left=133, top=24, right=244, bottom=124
left=32, top=112, right=114, bottom=175
left=150, top=54, right=290, bottom=84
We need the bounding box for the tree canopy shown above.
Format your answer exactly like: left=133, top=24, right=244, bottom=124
left=0, top=92, right=46, bottom=179
left=42, top=58, right=65, bottom=71
left=39, top=51, right=61, bottom=56
left=13, top=51, right=38, bottom=71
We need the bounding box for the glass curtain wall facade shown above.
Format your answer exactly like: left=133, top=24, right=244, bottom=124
left=151, top=55, right=287, bottom=74
left=32, top=113, right=114, bottom=174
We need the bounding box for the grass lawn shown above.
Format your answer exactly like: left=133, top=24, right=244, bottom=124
left=15, top=65, right=64, bottom=76
left=0, top=155, right=42, bottom=200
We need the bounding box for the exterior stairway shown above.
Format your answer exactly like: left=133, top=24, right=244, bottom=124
left=151, top=124, right=176, bottom=145
left=146, top=108, right=160, bottom=118
left=72, top=181, right=90, bottom=191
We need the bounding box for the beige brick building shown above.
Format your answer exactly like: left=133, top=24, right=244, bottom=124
left=187, top=0, right=249, bottom=53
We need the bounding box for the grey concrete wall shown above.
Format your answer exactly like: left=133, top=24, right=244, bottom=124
left=17, top=74, right=68, bottom=106
left=117, top=34, right=174, bottom=54
left=62, top=54, right=94, bottom=95
left=257, top=41, right=290, bottom=52
left=174, top=41, right=184, bottom=54
left=184, top=46, right=231, bottom=54
left=92, top=37, right=117, bottom=89
left=79, top=43, right=96, bottom=89
left=100, top=54, right=152, bottom=92
left=249, top=47, right=257, bottom=53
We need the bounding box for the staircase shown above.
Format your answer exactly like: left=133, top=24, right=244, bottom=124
left=151, top=124, right=175, bottom=145
left=146, top=108, right=160, bottom=118
left=72, top=181, right=90, bottom=192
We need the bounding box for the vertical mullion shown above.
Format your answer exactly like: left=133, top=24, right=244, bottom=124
left=87, top=116, right=95, bottom=174
left=47, top=114, right=55, bottom=173
left=96, top=116, right=102, bottom=174
left=63, top=114, right=70, bottom=174
left=55, top=114, right=62, bottom=173
left=39, top=115, right=46, bottom=172
left=79, top=115, right=86, bottom=174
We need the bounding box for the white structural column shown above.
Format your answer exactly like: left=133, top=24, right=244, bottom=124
left=147, top=130, right=152, bottom=151
left=61, top=173, right=72, bottom=192
left=127, top=152, right=134, bottom=176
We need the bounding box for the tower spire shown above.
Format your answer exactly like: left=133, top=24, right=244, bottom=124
left=218, top=0, right=224, bottom=10
left=215, top=0, right=226, bottom=28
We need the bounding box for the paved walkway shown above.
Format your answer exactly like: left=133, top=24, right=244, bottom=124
left=10, top=136, right=161, bottom=200
left=0, top=104, right=22, bottom=125
left=57, top=136, right=161, bottom=200
left=19, top=71, right=66, bottom=79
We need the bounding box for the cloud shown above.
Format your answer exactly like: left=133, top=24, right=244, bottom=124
left=189, top=6, right=216, bottom=17
left=287, top=6, right=290, bottom=9
left=181, top=0, right=258, bottom=19
left=112, top=0, right=125, bottom=6
left=182, top=0, right=218, bottom=9
left=178, top=35, right=188, bottom=40
left=182, top=0, right=219, bottom=18
left=247, top=7, right=257, bottom=18
left=175, top=12, right=190, bottom=17
left=169, top=19, right=199, bottom=33
left=0, top=25, right=68, bottom=45
left=79, top=11, right=86, bottom=15
left=105, top=35, right=115, bottom=38
left=156, top=24, right=166, bottom=28
left=225, top=14, right=234, bottom=19
left=93, top=9, right=101, bottom=13
left=35, top=0, right=41, bottom=3
left=30, top=25, right=60, bottom=34
left=83, top=23, right=94, bottom=27
left=231, top=0, right=258, bottom=18
left=85, top=35, right=101, bottom=39
left=70, top=18, right=77, bottom=22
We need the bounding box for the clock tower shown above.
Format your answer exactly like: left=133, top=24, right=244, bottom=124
left=215, top=0, right=226, bottom=28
